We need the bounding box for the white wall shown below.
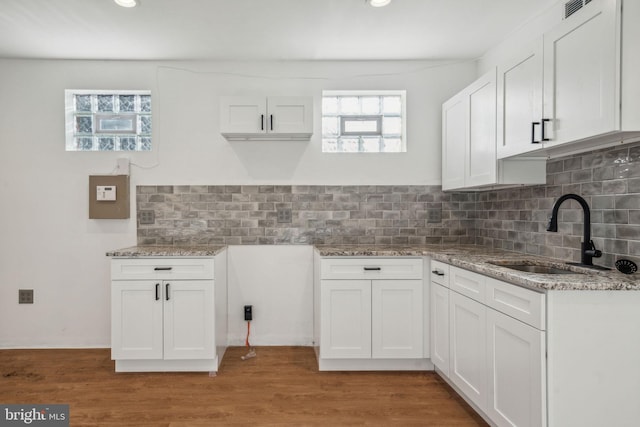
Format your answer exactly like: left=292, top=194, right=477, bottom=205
left=227, top=245, right=314, bottom=346
left=477, top=2, right=563, bottom=73
left=0, top=59, right=475, bottom=348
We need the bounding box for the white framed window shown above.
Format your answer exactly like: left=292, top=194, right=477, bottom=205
left=322, top=90, right=406, bottom=153
left=64, top=90, right=152, bottom=151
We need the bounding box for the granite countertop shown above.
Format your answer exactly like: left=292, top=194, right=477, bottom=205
left=106, top=245, right=227, bottom=257
left=315, top=245, right=640, bottom=291
left=105, top=244, right=639, bottom=291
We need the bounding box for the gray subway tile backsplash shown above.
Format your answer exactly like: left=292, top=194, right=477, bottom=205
left=138, top=141, right=640, bottom=269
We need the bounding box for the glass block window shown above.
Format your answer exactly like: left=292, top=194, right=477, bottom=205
left=64, top=90, right=152, bottom=151
left=322, top=90, right=406, bottom=153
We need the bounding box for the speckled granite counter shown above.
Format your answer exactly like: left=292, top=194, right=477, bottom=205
left=315, top=245, right=640, bottom=291
left=106, top=245, right=227, bottom=257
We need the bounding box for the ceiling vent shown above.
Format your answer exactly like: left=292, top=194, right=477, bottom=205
left=564, top=0, right=592, bottom=19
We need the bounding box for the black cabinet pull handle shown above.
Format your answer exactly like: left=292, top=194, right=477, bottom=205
left=154, top=267, right=172, bottom=271
left=431, top=270, right=445, bottom=276
left=260, top=114, right=264, bottom=131
left=531, top=122, right=540, bottom=144
left=155, top=283, right=160, bottom=301
left=541, top=118, right=550, bottom=141
left=270, top=114, right=274, bottom=131
left=165, top=283, right=170, bottom=301
left=364, top=267, right=381, bottom=271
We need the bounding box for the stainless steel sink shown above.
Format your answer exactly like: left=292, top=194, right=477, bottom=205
left=488, top=262, right=581, bottom=275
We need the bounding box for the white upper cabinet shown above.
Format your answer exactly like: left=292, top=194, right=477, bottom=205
left=542, top=0, right=618, bottom=149
left=496, top=0, right=640, bottom=159
left=442, top=70, right=497, bottom=191
left=497, top=39, right=544, bottom=159
left=442, top=93, right=467, bottom=191
left=220, top=96, right=313, bottom=140
left=442, top=69, right=546, bottom=191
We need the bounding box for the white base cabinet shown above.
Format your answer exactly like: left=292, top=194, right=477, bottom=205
left=429, top=261, right=450, bottom=376
left=314, top=255, right=431, bottom=371
left=431, top=262, right=546, bottom=427
left=486, top=308, right=545, bottom=427
left=110, top=254, right=227, bottom=372
left=320, top=279, right=371, bottom=359
left=449, top=290, right=488, bottom=411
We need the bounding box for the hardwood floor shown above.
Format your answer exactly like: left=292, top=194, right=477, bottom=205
left=0, top=347, right=487, bottom=426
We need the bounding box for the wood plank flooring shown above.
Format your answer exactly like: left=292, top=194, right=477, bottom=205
left=0, top=346, right=487, bottom=426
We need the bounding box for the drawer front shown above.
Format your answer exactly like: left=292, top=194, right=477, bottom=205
left=486, top=278, right=545, bottom=330
left=430, top=260, right=450, bottom=287
left=320, top=258, right=423, bottom=280
left=111, top=258, right=214, bottom=280
left=450, top=266, right=486, bottom=303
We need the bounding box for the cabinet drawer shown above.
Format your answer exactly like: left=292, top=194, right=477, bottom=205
left=486, top=278, right=545, bottom=330
left=320, top=258, right=423, bottom=280
left=430, top=260, right=450, bottom=287
left=450, top=266, right=486, bottom=303
left=111, top=258, right=214, bottom=280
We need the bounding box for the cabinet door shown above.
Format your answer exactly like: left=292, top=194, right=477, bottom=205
left=371, top=280, right=423, bottom=359
left=442, top=93, right=467, bottom=191
left=219, top=96, right=267, bottom=134
left=163, top=280, right=215, bottom=360
left=467, top=69, right=497, bottom=186
left=542, top=0, right=619, bottom=148
left=111, top=281, right=163, bottom=360
left=449, top=291, right=487, bottom=411
left=320, top=280, right=371, bottom=359
left=497, top=39, right=544, bottom=158
left=486, top=309, right=546, bottom=427
left=430, top=283, right=450, bottom=376
left=267, top=96, right=313, bottom=134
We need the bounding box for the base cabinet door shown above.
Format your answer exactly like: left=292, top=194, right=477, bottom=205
left=320, top=280, right=372, bottom=359
left=487, top=309, right=546, bottom=427
left=449, top=290, right=487, bottom=411
left=371, top=280, right=423, bottom=359
left=111, top=281, right=163, bottom=360
left=163, top=280, right=215, bottom=360
left=111, top=280, right=215, bottom=361
left=430, top=283, right=450, bottom=376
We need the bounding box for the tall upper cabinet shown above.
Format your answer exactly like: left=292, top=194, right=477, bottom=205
left=442, top=69, right=547, bottom=191
left=497, top=0, right=640, bottom=159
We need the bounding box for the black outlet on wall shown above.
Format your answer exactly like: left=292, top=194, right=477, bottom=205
left=244, top=305, right=253, bottom=321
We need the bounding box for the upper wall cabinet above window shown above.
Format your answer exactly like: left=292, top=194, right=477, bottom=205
left=497, top=0, right=640, bottom=159
left=219, top=96, right=313, bottom=141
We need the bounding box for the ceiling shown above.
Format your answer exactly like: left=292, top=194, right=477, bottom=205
left=0, top=0, right=558, bottom=61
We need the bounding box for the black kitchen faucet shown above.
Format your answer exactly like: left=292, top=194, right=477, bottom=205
left=546, top=193, right=608, bottom=269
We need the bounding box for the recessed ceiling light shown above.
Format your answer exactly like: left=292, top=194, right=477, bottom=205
left=114, top=0, right=137, bottom=7
left=367, top=0, right=392, bottom=7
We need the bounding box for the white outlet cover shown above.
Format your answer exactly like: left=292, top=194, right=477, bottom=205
left=97, top=185, right=117, bottom=201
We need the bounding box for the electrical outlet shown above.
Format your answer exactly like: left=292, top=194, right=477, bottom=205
left=277, top=208, right=292, bottom=223
left=139, top=210, right=155, bottom=225
left=19, top=289, right=33, bottom=304
left=244, top=305, right=253, bottom=321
